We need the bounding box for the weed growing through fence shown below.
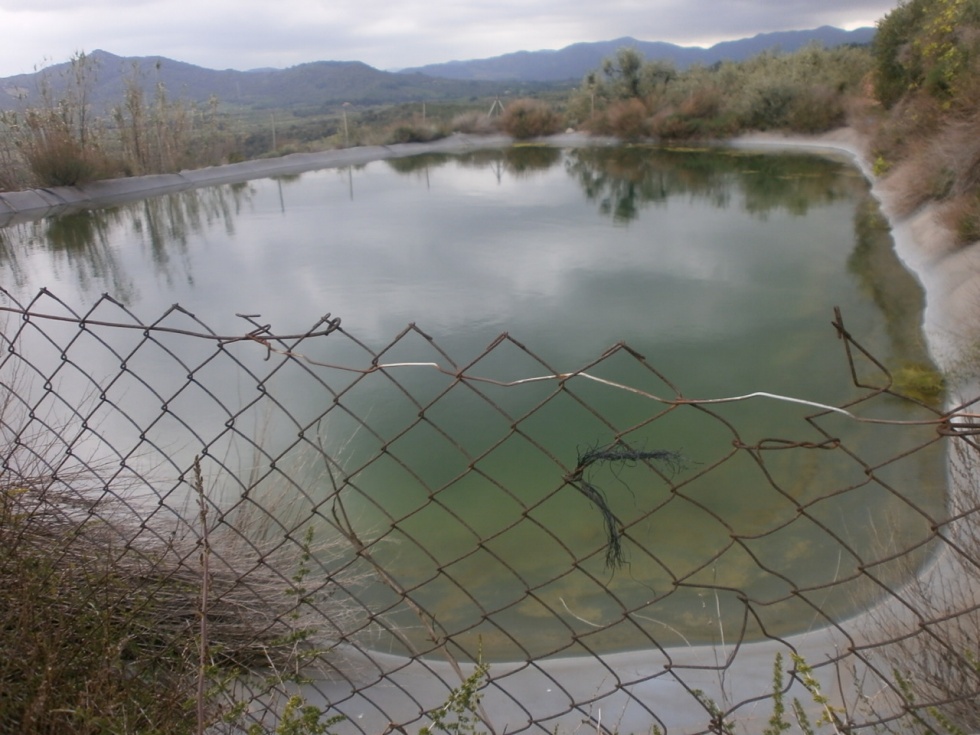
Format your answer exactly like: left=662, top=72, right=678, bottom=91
left=691, top=688, right=736, bottom=735
left=420, top=659, right=491, bottom=735
left=247, top=695, right=346, bottom=735
left=790, top=654, right=848, bottom=733
left=891, top=668, right=976, bottom=735
left=766, top=653, right=793, bottom=735
left=0, top=484, right=204, bottom=732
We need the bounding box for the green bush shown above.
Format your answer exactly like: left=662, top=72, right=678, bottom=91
left=872, top=0, right=931, bottom=107
left=650, top=109, right=739, bottom=140
left=872, top=0, right=980, bottom=108
left=740, top=81, right=797, bottom=130
left=577, top=43, right=871, bottom=142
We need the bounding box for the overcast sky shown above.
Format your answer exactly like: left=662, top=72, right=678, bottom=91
left=1, top=0, right=900, bottom=78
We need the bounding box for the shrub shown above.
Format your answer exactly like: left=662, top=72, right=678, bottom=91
left=784, top=85, right=848, bottom=133
left=648, top=108, right=688, bottom=139
left=450, top=111, right=498, bottom=135
left=941, top=192, right=980, bottom=245
left=581, top=108, right=613, bottom=136
left=386, top=120, right=448, bottom=144
left=676, top=86, right=724, bottom=119
left=649, top=109, right=739, bottom=140
left=740, top=81, right=797, bottom=130
left=606, top=98, right=649, bottom=141
left=498, top=99, right=562, bottom=139
left=18, top=125, right=111, bottom=186
left=869, top=92, right=944, bottom=166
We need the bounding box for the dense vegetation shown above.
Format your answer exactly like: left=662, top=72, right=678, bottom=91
left=565, top=43, right=872, bottom=140
left=869, top=0, right=980, bottom=243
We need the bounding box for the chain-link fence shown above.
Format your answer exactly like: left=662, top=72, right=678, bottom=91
left=2, top=286, right=978, bottom=734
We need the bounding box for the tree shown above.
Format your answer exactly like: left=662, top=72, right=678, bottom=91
left=601, top=47, right=645, bottom=99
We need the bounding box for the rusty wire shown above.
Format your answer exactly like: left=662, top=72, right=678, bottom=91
left=2, top=287, right=979, bottom=734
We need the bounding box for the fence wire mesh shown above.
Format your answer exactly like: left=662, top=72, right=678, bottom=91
left=2, top=286, right=979, bottom=734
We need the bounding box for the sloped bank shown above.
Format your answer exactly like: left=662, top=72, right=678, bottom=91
left=730, top=128, right=980, bottom=385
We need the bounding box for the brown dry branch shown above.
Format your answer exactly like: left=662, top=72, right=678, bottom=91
left=852, top=435, right=980, bottom=733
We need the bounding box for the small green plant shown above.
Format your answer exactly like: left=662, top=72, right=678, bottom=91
left=890, top=656, right=980, bottom=735
left=247, top=696, right=346, bottom=735
left=419, top=660, right=491, bottom=735
left=891, top=361, right=945, bottom=403
left=873, top=154, right=892, bottom=177
left=765, top=653, right=792, bottom=735
left=386, top=120, right=448, bottom=144
left=790, top=654, right=847, bottom=733
left=691, top=689, right=735, bottom=735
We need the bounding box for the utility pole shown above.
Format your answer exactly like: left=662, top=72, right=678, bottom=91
left=342, top=102, right=350, bottom=147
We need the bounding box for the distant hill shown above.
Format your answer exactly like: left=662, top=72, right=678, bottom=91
left=0, top=50, right=526, bottom=115
left=400, top=26, right=877, bottom=82
left=0, top=27, right=876, bottom=114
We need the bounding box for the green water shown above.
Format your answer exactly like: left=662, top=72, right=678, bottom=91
left=0, top=145, right=945, bottom=660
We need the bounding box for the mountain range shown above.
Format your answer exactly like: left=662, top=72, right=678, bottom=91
left=401, top=26, right=875, bottom=81
left=0, top=26, right=875, bottom=115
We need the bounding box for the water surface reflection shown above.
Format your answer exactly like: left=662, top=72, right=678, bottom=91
left=0, top=146, right=944, bottom=658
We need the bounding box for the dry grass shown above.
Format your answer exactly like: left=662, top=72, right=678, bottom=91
left=18, top=125, right=114, bottom=187
left=879, top=139, right=955, bottom=218
left=856, top=438, right=980, bottom=733
left=940, top=192, right=980, bottom=245
left=876, top=109, right=980, bottom=246
left=450, top=111, right=499, bottom=135
left=0, top=471, right=366, bottom=734
left=0, top=361, right=368, bottom=735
